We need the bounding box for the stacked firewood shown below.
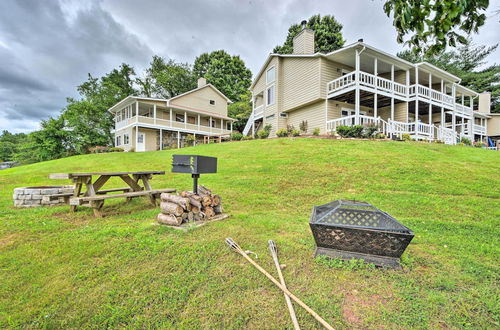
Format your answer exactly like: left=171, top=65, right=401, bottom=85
left=157, top=185, right=223, bottom=226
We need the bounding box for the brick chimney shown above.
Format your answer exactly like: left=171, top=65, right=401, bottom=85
left=293, top=20, right=315, bottom=54
left=197, top=77, right=207, bottom=88
left=478, top=92, right=491, bottom=114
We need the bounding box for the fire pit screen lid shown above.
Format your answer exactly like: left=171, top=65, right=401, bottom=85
left=311, top=199, right=412, bottom=234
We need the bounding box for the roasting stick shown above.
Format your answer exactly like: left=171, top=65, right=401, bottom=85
left=268, top=240, right=300, bottom=330
left=225, top=238, right=334, bottom=330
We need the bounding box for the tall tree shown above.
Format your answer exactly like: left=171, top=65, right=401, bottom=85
left=138, top=56, right=197, bottom=98
left=193, top=50, right=252, bottom=102
left=384, top=0, right=490, bottom=54
left=228, top=91, right=252, bottom=132
left=398, top=40, right=500, bottom=112
left=0, top=131, right=27, bottom=162
left=273, top=14, right=345, bottom=54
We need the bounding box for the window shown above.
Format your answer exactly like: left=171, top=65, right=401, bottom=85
left=137, top=134, right=144, bottom=143
left=116, top=136, right=121, bottom=146
left=209, top=100, right=215, bottom=105
left=279, top=112, right=288, bottom=118
left=266, top=85, right=275, bottom=105
left=175, top=114, right=185, bottom=123
left=124, top=134, right=129, bottom=145
left=266, top=66, right=275, bottom=84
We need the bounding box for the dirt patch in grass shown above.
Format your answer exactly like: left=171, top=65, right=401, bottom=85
left=0, top=233, right=21, bottom=249
left=341, top=288, right=391, bottom=327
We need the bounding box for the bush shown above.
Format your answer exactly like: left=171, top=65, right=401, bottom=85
left=460, top=137, right=472, bottom=146
left=286, top=125, right=295, bottom=135
left=256, top=129, right=270, bottom=139
left=473, top=141, right=486, bottom=148
left=230, top=132, right=243, bottom=141
left=374, top=132, right=386, bottom=139
left=336, top=125, right=364, bottom=138
left=402, top=133, right=412, bottom=141
left=109, top=147, right=124, bottom=152
left=313, top=128, right=320, bottom=136
left=276, top=128, right=289, bottom=137
left=89, top=146, right=109, bottom=153
left=185, top=134, right=196, bottom=146
left=291, top=129, right=300, bottom=137
left=263, top=124, right=272, bottom=133
left=362, top=125, right=378, bottom=138
left=241, top=135, right=253, bottom=141
left=299, top=120, right=308, bottom=133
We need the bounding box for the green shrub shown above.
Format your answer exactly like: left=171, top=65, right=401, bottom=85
left=460, top=137, right=472, bottom=146
left=312, top=128, right=320, bottom=136
left=336, top=125, right=364, bottom=138
left=185, top=134, right=196, bottom=146
left=241, top=135, right=253, bottom=141
left=109, top=147, right=124, bottom=152
left=291, top=129, right=300, bottom=137
left=362, top=125, right=378, bottom=138
left=276, top=128, right=289, bottom=137
left=402, top=133, right=412, bottom=141
left=286, top=125, right=295, bottom=135
left=473, top=141, right=486, bottom=148
left=256, top=129, right=270, bottom=139
left=230, top=132, right=243, bottom=141
left=374, top=132, right=386, bottom=139
left=299, top=120, right=308, bottom=133
left=89, top=146, right=109, bottom=153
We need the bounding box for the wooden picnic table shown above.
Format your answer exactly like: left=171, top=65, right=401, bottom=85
left=49, top=171, right=175, bottom=217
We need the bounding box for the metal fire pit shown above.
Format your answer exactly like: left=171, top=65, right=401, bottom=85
left=310, top=200, right=414, bottom=269
left=172, top=155, right=217, bottom=194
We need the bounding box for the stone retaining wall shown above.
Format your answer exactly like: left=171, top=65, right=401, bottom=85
left=13, top=186, right=74, bottom=208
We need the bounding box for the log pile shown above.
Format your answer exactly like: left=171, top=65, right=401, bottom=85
left=157, top=185, right=224, bottom=226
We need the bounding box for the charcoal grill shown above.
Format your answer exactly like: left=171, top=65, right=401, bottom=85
left=172, top=155, right=217, bottom=194
left=310, top=200, right=414, bottom=268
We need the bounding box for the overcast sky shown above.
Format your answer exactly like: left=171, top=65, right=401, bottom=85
left=1, top=0, right=499, bottom=133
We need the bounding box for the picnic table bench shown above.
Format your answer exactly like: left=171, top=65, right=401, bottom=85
left=49, top=171, right=175, bottom=217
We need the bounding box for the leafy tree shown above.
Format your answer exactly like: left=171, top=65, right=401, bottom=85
left=14, top=117, right=71, bottom=164
left=0, top=131, right=27, bottom=161
left=193, top=50, right=252, bottom=102
left=398, top=40, right=500, bottom=112
left=138, top=56, right=197, bottom=98
left=273, top=14, right=345, bottom=54
left=228, top=91, right=252, bottom=132
left=384, top=0, right=489, bottom=54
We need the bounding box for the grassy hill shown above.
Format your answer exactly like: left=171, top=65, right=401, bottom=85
left=0, top=138, right=498, bottom=328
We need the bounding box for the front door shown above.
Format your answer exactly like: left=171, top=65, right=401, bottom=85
left=136, top=132, right=145, bottom=152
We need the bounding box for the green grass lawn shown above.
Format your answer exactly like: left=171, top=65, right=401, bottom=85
left=0, top=138, right=499, bottom=328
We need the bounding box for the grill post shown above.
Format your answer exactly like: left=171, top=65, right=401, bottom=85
left=192, top=174, right=199, bottom=194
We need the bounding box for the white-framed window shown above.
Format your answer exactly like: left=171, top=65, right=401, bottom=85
left=279, top=112, right=288, bottom=118
left=116, top=136, right=121, bottom=146
left=266, top=66, right=275, bottom=84
left=209, top=100, right=215, bottom=105
left=124, top=134, right=129, bottom=145
left=175, top=114, right=185, bottom=123
left=266, top=85, right=275, bottom=105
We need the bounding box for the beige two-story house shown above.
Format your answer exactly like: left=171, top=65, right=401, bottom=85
left=246, top=27, right=496, bottom=145
left=109, top=78, right=235, bottom=152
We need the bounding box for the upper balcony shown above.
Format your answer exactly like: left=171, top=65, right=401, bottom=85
left=327, top=70, right=473, bottom=116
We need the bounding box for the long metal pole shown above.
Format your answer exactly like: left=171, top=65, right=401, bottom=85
left=225, top=238, right=334, bottom=330
left=269, top=240, right=300, bottom=330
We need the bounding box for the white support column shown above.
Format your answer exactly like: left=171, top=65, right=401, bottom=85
left=374, top=58, right=378, bottom=118
left=184, top=112, right=187, bottom=129
left=177, top=131, right=180, bottom=149
left=428, top=73, right=432, bottom=125
left=452, top=84, right=456, bottom=134
left=198, top=114, right=201, bottom=130
left=209, top=116, right=212, bottom=134
left=415, top=67, right=419, bottom=122
left=354, top=49, right=360, bottom=124
left=441, top=79, right=444, bottom=126
left=390, top=64, right=395, bottom=121
left=159, top=129, right=163, bottom=150
left=135, top=101, right=139, bottom=123
left=135, top=125, right=138, bottom=149
left=169, top=108, right=173, bottom=124
left=153, top=104, right=157, bottom=125
left=406, top=70, right=410, bottom=121
left=221, top=118, right=223, bottom=133
left=252, top=122, right=255, bottom=137
left=194, top=133, right=196, bottom=146
left=469, top=96, right=473, bottom=112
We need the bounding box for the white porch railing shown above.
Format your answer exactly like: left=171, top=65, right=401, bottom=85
left=254, top=105, right=264, bottom=118
left=358, top=72, right=408, bottom=98
left=326, top=115, right=387, bottom=135
left=455, top=103, right=473, bottom=116
left=408, top=85, right=455, bottom=107
left=473, top=124, right=486, bottom=135
left=437, top=126, right=457, bottom=145
left=388, top=120, right=433, bottom=139
left=327, top=72, right=356, bottom=93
